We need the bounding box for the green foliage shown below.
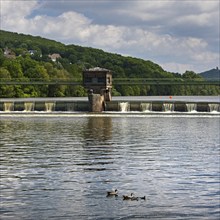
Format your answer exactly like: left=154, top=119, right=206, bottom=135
left=0, top=30, right=219, bottom=97
left=182, top=71, right=203, bottom=79
left=0, top=67, right=14, bottom=97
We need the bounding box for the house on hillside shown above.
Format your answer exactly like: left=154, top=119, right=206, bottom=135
left=28, top=50, right=36, bottom=55
left=48, top=53, right=61, bottom=62
left=28, top=50, right=42, bottom=57
left=3, top=48, right=16, bottom=59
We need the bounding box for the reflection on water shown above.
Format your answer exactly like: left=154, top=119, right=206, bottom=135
left=0, top=116, right=219, bottom=220
left=84, top=117, right=112, bottom=141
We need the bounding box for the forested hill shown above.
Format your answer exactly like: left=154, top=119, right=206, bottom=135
left=199, top=68, right=220, bottom=80
left=0, top=30, right=172, bottom=78
left=0, top=30, right=219, bottom=97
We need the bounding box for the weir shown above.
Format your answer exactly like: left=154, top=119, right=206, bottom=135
left=140, top=103, right=152, bottom=112
left=45, top=102, right=55, bottom=112
left=24, top=102, right=34, bottom=112
left=66, top=103, right=75, bottom=111
left=208, top=103, right=220, bottom=112
left=186, top=103, right=197, bottom=112
left=163, top=103, right=174, bottom=112
left=119, top=102, right=130, bottom=112
left=3, top=102, right=14, bottom=111
left=0, top=99, right=219, bottom=113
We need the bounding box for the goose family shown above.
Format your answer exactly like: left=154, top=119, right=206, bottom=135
left=123, top=193, right=136, bottom=200
left=107, top=190, right=145, bottom=201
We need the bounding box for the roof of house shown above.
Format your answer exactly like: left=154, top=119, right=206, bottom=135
left=48, top=53, right=61, bottom=60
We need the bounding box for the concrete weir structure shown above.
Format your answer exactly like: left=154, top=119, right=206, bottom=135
left=0, top=97, right=219, bottom=113
left=105, top=100, right=220, bottom=112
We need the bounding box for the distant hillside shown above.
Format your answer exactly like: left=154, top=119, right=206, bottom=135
left=199, top=68, right=220, bottom=80
left=0, top=30, right=172, bottom=78
left=0, top=30, right=219, bottom=97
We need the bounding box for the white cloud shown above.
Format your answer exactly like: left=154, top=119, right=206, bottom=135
left=0, top=0, right=39, bottom=29
left=160, top=62, right=195, bottom=74
left=120, top=0, right=174, bottom=21
left=0, top=0, right=219, bottom=73
left=1, top=0, right=38, bottom=17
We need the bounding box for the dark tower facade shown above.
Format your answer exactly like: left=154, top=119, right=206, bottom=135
left=83, top=67, right=112, bottom=102
left=82, top=67, right=112, bottom=112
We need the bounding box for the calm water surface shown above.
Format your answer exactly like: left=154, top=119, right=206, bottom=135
left=0, top=115, right=219, bottom=219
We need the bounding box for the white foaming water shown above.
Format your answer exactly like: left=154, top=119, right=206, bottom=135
left=3, top=102, right=14, bottom=111
left=208, top=103, right=219, bottom=112
left=119, top=102, right=130, bottom=112
left=45, top=102, right=55, bottom=112
left=24, top=102, right=34, bottom=112
left=140, top=103, right=152, bottom=112
left=0, top=112, right=220, bottom=119
left=163, top=103, right=174, bottom=112
left=186, top=103, right=197, bottom=112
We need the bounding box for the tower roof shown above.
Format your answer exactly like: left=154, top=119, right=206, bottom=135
left=85, top=67, right=110, bottom=72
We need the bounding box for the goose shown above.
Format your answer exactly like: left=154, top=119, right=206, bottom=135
left=107, top=189, right=118, bottom=196
left=123, top=193, right=134, bottom=200
left=131, top=196, right=139, bottom=201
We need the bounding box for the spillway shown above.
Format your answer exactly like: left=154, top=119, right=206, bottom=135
left=0, top=97, right=219, bottom=113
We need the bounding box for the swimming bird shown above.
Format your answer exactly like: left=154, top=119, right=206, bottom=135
left=139, top=196, right=146, bottom=200
left=123, top=193, right=134, bottom=200
left=131, top=196, right=139, bottom=201
left=107, top=189, right=118, bottom=196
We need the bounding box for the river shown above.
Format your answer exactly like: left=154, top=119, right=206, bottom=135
left=0, top=114, right=219, bottom=219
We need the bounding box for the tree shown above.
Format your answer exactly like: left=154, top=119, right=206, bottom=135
left=182, top=71, right=203, bottom=79
left=48, top=69, right=69, bottom=97
left=119, top=85, right=134, bottom=96
left=0, top=67, right=14, bottom=97
left=67, top=85, right=87, bottom=97
left=2, top=59, right=23, bottom=78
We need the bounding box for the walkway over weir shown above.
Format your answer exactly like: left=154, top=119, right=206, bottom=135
left=0, top=78, right=219, bottom=86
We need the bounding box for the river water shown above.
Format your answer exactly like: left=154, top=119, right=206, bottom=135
left=0, top=114, right=220, bottom=219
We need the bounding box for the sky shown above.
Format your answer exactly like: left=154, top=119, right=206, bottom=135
left=0, top=0, right=219, bottom=73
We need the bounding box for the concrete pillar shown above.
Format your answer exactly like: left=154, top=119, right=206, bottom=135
left=104, top=89, right=112, bottom=101
left=88, top=93, right=105, bottom=112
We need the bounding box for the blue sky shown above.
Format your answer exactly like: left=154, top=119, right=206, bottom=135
left=0, top=0, right=219, bottom=73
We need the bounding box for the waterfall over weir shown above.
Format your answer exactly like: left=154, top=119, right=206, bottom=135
left=186, top=103, right=197, bottom=112
left=45, top=102, right=55, bottom=112
left=0, top=98, right=219, bottom=114
left=140, top=103, right=152, bottom=112
left=24, top=102, right=34, bottom=111
left=119, top=102, right=130, bottom=112
left=3, top=102, right=14, bottom=111
left=163, top=103, right=174, bottom=112
left=208, top=104, right=220, bottom=112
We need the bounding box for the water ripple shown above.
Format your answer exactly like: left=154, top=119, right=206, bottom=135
left=0, top=117, right=219, bottom=219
